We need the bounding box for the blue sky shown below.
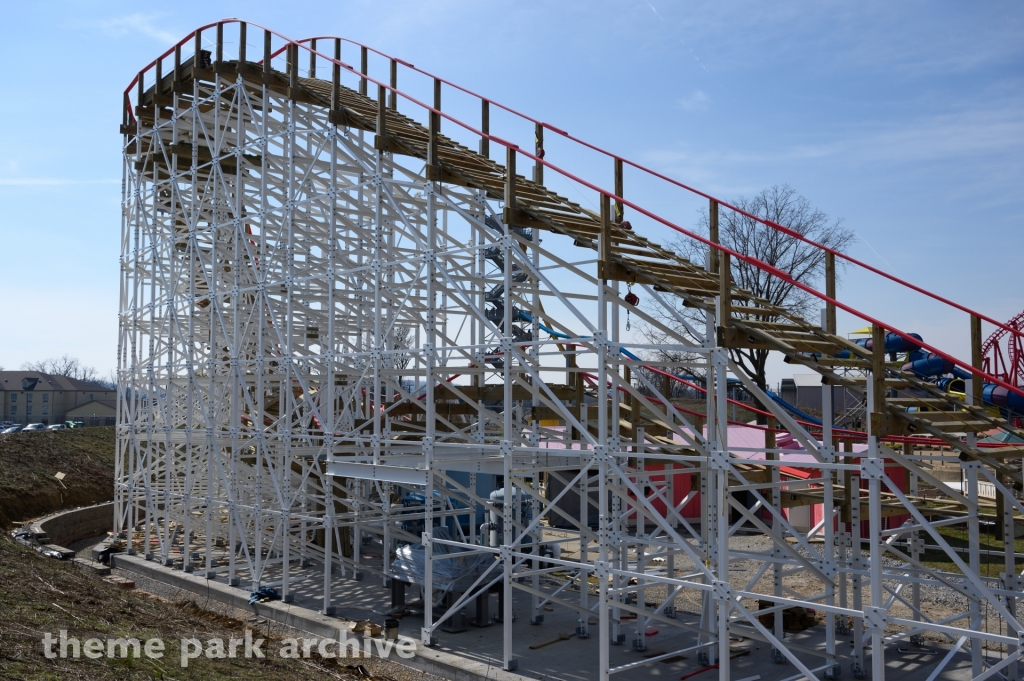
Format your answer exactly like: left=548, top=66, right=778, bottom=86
left=0, top=1, right=1021, bottom=387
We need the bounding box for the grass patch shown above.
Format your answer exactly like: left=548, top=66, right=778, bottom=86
left=917, top=525, right=1024, bottom=577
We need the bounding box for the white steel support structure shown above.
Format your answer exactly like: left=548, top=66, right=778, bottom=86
left=116, top=22, right=1024, bottom=680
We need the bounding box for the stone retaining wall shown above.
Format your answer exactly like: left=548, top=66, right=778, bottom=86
left=29, top=502, right=113, bottom=547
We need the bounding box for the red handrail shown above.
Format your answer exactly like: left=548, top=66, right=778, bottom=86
left=287, top=35, right=1024, bottom=345
left=122, top=19, right=1024, bottom=404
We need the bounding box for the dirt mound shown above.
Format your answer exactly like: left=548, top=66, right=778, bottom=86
left=0, top=427, right=116, bottom=528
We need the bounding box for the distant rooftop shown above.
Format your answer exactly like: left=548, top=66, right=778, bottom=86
left=0, top=371, right=112, bottom=392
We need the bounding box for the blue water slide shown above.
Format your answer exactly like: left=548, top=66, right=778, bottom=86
left=830, top=332, right=924, bottom=360
left=764, top=389, right=823, bottom=426
left=897, top=340, right=1021, bottom=416
left=515, top=311, right=573, bottom=339
left=902, top=353, right=973, bottom=381
left=524, top=311, right=1019, bottom=420
left=982, top=384, right=1024, bottom=414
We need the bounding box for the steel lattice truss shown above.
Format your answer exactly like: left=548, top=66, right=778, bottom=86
left=116, top=24, right=1024, bottom=680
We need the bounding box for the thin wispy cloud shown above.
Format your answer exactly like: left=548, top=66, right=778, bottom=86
left=689, top=48, right=710, bottom=75
left=647, top=2, right=664, bottom=22
left=638, top=92, right=1024, bottom=221
left=855, top=232, right=893, bottom=270
left=87, top=13, right=179, bottom=46
left=678, top=90, right=710, bottom=112
left=646, top=98, right=1024, bottom=170
left=852, top=106, right=1024, bottom=164
left=638, top=3, right=1024, bottom=80
left=0, top=178, right=120, bottom=186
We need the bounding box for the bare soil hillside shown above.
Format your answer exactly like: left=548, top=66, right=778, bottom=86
left=0, top=427, right=116, bottom=528
left=0, top=536, right=438, bottom=679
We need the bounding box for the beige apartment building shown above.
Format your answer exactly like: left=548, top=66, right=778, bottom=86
left=0, top=371, right=116, bottom=426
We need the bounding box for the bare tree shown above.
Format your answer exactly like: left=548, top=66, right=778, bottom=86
left=21, top=355, right=101, bottom=384
left=21, top=359, right=44, bottom=374
left=95, top=370, right=118, bottom=390
left=365, top=327, right=416, bottom=394
left=642, top=185, right=855, bottom=415
left=390, top=326, right=414, bottom=391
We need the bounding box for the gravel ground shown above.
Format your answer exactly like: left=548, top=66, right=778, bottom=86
left=553, top=531, right=1019, bottom=649
left=95, top=523, right=1021, bottom=674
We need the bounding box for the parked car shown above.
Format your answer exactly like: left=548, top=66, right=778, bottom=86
left=0, top=421, right=14, bottom=429
left=47, top=424, right=66, bottom=431
left=66, top=421, right=85, bottom=429
left=1, top=426, right=23, bottom=434
left=22, top=423, right=47, bottom=431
